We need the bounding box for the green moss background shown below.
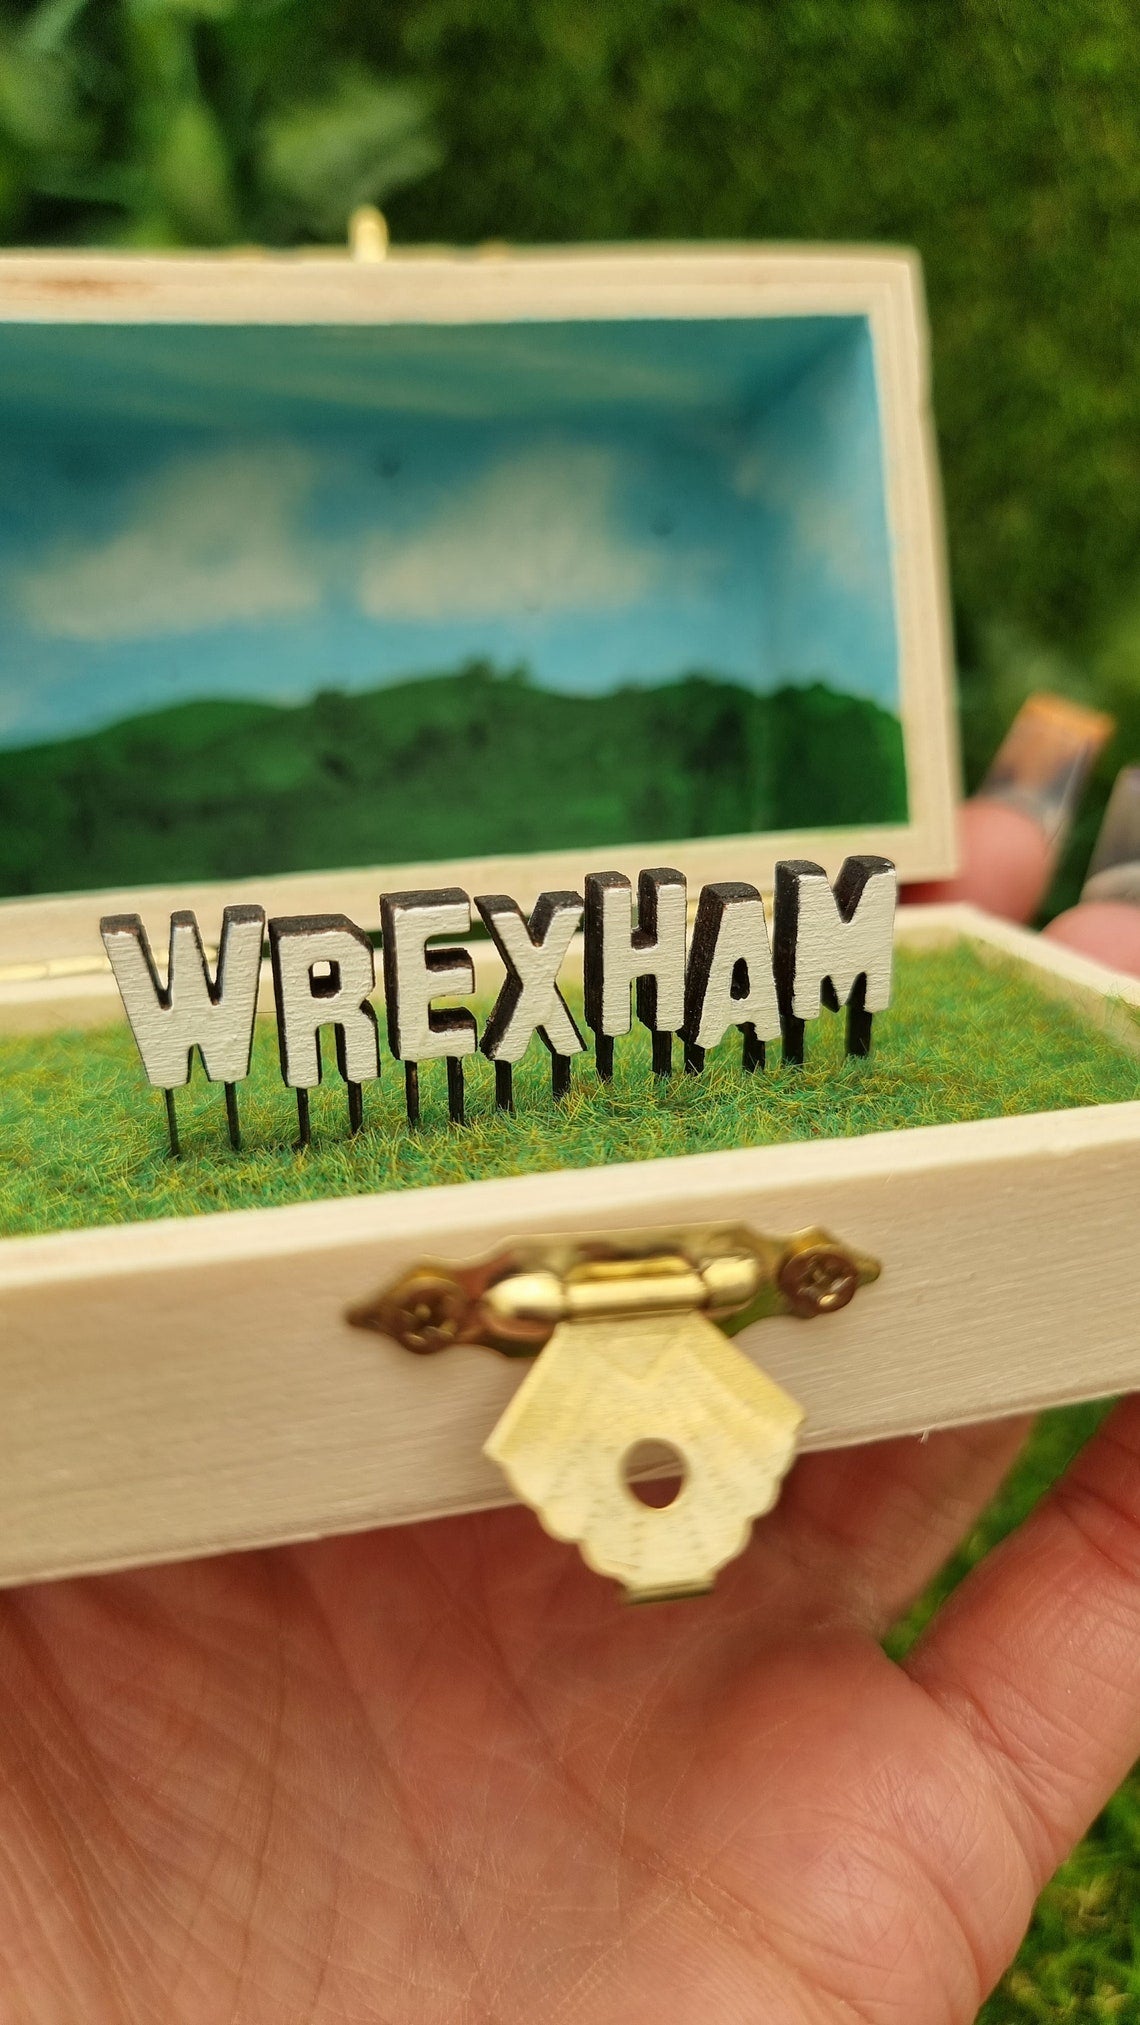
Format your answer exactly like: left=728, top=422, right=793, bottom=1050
left=4, top=4, right=1140, bottom=2010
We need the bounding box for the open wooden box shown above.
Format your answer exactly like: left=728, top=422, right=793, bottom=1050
left=0, top=244, right=1136, bottom=1593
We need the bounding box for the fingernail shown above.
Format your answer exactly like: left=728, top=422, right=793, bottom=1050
left=978, top=692, right=1115, bottom=846
left=1081, top=765, right=1140, bottom=906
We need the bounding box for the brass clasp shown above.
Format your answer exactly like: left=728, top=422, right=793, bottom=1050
left=348, top=1224, right=880, bottom=1602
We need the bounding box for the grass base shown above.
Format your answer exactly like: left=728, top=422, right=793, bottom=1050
left=1, top=940, right=1137, bottom=1239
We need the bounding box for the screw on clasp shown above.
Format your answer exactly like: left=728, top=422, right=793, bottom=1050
left=346, top=1224, right=880, bottom=1357
left=776, top=1235, right=863, bottom=1318
left=372, top=1270, right=472, bottom=1355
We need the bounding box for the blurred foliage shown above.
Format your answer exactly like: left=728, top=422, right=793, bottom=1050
left=0, top=0, right=438, bottom=247
left=2, top=0, right=1140, bottom=852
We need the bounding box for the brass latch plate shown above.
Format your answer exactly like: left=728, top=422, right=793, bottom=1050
left=349, top=1224, right=880, bottom=1602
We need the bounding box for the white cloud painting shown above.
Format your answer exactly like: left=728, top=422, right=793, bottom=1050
left=14, top=444, right=323, bottom=643
left=10, top=438, right=678, bottom=649
left=0, top=313, right=900, bottom=749
left=357, top=445, right=667, bottom=621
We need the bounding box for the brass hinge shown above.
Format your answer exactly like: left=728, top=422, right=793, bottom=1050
left=349, top=1224, right=880, bottom=1604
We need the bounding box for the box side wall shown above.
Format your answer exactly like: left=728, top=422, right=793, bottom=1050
left=0, top=1100, right=1137, bottom=1588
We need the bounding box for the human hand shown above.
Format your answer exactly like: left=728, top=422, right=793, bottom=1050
left=2, top=782, right=1138, bottom=2024
left=907, top=792, right=1140, bottom=976
left=906, top=696, right=1140, bottom=978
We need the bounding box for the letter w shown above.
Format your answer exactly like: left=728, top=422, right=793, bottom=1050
left=100, top=906, right=265, bottom=1088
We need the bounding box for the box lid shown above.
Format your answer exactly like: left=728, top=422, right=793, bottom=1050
left=0, top=244, right=958, bottom=970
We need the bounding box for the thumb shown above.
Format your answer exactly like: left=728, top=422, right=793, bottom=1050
left=904, top=692, right=1115, bottom=928
left=904, top=798, right=1054, bottom=924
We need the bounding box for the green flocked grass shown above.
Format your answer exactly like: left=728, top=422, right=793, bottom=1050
left=1, top=939, right=1138, bottom=1238
left=3, top=937, right=1140, bottom=2014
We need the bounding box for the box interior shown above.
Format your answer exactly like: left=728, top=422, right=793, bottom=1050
left=3, top=941, right=1137, bottom=1239
left=0, top=313, right=907, bottom=899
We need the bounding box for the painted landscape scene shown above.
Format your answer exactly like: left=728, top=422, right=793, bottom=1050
left=0, top=315, right=906, bottom=897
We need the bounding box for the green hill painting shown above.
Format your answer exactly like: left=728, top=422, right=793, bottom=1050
left=0, top=664, right=905, bottom=898
left=0, top=317, right=909, bottom=895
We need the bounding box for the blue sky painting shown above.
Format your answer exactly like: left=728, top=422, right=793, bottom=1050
left=0, top=315, right=900, bottom=751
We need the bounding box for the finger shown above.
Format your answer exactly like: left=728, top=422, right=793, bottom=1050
left=906, top=692, right=1114, bottom=921
left=904, top=798, right=1054, bottom=923
left=763, top=1414, right=1032, bottom=1631
left=1044, top=899, right=1140, bottom=979
left=906, top=1394, right=1140, bottom=1887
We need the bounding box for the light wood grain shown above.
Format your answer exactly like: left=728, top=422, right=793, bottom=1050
left=0, top=1095, right=1136, bottom=1589
left=0, top=242, right=945, bottom=325
left=0, top=907, right=1136, bottom=1589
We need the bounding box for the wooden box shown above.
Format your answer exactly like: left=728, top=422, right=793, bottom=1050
left=0, top=244, right=1135, bottom=1593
